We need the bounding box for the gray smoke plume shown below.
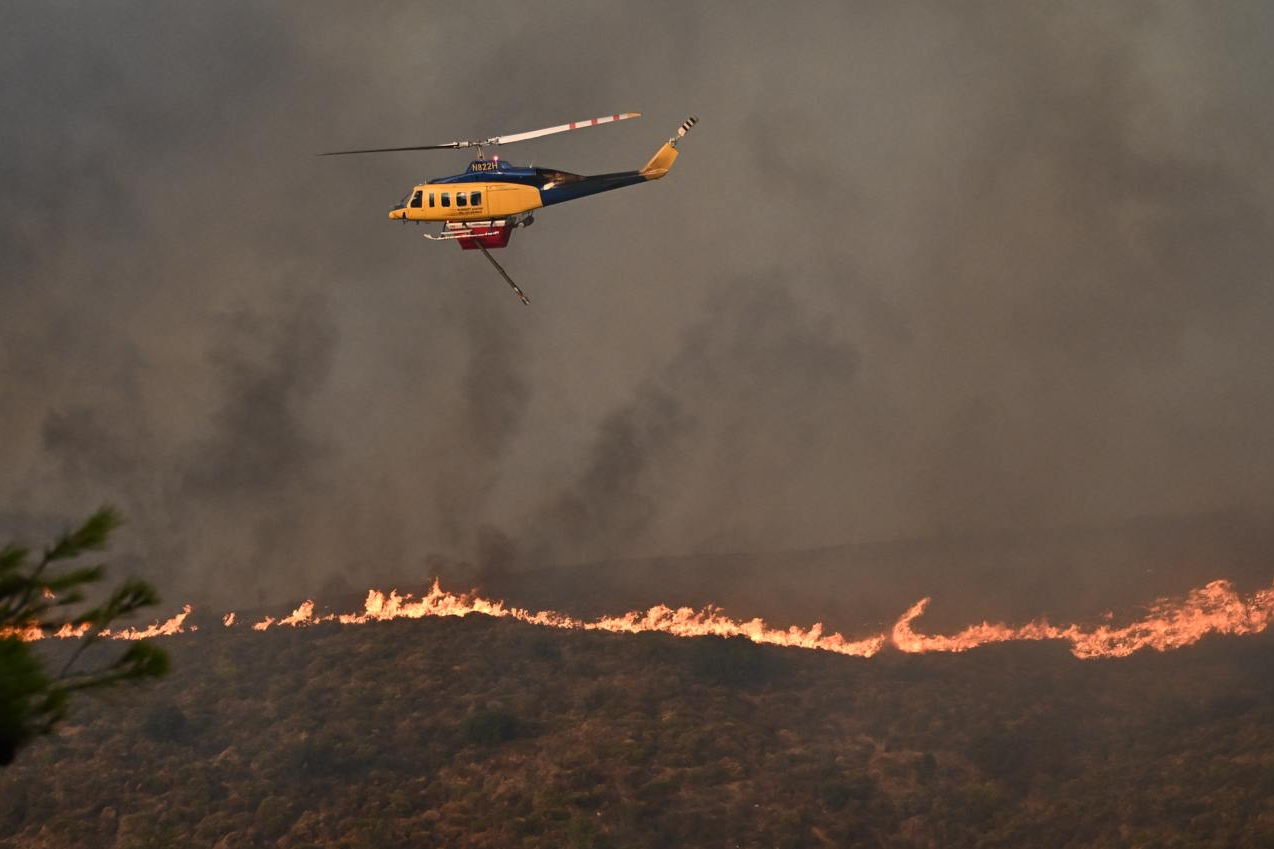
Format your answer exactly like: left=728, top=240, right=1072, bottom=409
left=3, top=2, right=1274, bottom=617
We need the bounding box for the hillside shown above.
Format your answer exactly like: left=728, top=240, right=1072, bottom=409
left=3, top=618, right=1274, bottom=848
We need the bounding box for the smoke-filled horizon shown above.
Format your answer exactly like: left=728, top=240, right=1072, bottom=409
left=3, top=2, right=1274, bottom=610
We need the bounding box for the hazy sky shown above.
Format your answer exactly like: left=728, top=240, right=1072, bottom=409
left=3, top=2, right=1274, bottom=606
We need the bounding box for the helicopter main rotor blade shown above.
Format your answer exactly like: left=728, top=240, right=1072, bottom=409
left=318, top=112, right=641, bottom=156
left=489, top=111, right=641, bottom=146
left=318, top=142, right=466, bottom=156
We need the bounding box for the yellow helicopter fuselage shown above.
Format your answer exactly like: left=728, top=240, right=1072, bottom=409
left=393, top=181, right=542, bottom=223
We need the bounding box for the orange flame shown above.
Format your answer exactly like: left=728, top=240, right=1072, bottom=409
left=52, top=622, right=92, bottom=639
left=892, top=579, right=1274, bottom=658
left=106, top=605, right=194, bottom=640
left=239, top=583, right=883, bottom=657
left=3, top=623, right=45, bottom=642
left=9, top=577, right=1274, bottom=661
left=2, top=605, right=194, bottom=642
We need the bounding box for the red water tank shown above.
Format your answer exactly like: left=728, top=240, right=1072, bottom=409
left=457, top=226, right=514, bottom=250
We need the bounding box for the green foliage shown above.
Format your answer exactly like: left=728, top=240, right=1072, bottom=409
left=0, top=507, right=168, bottom=765
left=0, top=638, right=57, bottom=765
left=817, top=770, right=873, bottom=810
left=253, top=795, right=294, bottom=839
left=687, top=634, right=775, bottom=687
left=961, top=780, right=1006, bottom=824
left=141, top=703, right=190, bottom=743
left=279, top=734, right=368, bottom=779
left=565, top=810, right=599, bottom=849
left=464, top=709, right=520, bottom=744
left=918, top=750, right=938, bottom=782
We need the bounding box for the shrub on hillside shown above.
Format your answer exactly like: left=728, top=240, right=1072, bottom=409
left=464, top=709, right=519, bottom=744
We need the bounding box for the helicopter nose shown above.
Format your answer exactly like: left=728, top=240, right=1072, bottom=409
left=388, top=206, right=406, bottom=220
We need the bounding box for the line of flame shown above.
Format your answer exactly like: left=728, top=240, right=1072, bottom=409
left=8, top=578, right=1274, bottom=660
left=237, top=585, right=885, bottom=658
left=891, top=580, right=1274, bottom=658
left=2, top=605, right=194, bottom=643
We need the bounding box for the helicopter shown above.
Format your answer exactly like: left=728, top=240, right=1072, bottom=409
left=321, top=113, right=698, bottom=304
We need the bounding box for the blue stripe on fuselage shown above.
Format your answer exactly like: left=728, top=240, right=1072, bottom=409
left=432, top=170, right=540, bottom=186
left=537, top=171, right=647, bottom=207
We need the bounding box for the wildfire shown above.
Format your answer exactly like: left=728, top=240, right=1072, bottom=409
left=891, top=579, right=1274, bottom=658
left=107, top=605, right=195, bottom=640
left=251, top=584, right=887, bottom=657
left=9, top=577, right=1274, bottom=661
left=3, top=605, right=194, bottom=643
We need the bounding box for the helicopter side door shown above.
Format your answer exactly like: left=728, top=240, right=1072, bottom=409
left=408, top=188, right=426, bottom=221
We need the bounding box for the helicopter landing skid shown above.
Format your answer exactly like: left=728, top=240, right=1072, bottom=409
left=476, top=243, right=530, bottom=305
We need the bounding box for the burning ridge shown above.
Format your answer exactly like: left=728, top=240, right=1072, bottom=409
left=10, top=578, right=1274, bottom=660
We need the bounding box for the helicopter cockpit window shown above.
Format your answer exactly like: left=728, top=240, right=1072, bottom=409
left=456, top=192, right=468, bottom=208
left=470, top=191, right=481, bottom=205
left=409, top=190, right=423, bottom=209
left=441, top=192, right=451, bottom=208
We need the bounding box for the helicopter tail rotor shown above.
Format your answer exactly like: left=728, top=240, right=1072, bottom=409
left=674, top=115, right=699, bottom=143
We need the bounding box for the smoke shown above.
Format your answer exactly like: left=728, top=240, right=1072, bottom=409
left=525, top=281, right=860, bottom=564
left=185, top=294, right=335, bottom=503
left=2, top=2, right=1274, bottom=612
